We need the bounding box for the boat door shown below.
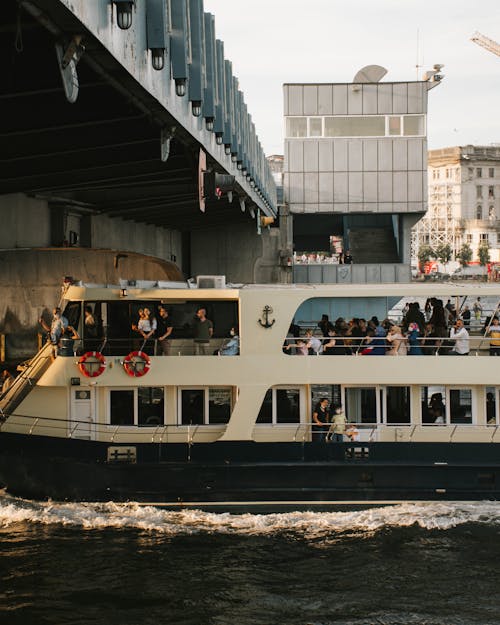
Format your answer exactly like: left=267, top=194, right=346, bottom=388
left=69, top=387, right=96, bottom=440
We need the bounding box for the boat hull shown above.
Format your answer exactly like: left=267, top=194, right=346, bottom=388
left=0, top=432, right=499, bottom=506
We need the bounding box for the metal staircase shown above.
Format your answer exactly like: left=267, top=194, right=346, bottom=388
left=0, top=342, right=53, bottom=421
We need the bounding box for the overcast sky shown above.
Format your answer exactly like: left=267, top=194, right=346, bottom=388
left=204, top=0, right=500, bottom=156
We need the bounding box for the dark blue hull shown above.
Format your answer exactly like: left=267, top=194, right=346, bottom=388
left=0, top=432, right=499, bottom=506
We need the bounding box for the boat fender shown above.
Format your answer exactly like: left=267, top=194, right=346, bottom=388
left=123, top=351, right=151, bottom=377
left=78, top=351, right=107, bottom=378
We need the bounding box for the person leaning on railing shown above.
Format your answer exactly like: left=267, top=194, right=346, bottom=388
left=447, top=319, right=470, bottom=356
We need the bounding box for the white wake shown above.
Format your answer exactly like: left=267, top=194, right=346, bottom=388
left=1, top=494, right=500, bottom=536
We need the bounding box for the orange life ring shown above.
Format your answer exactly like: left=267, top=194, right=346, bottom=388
left=78, top=351, right=106, bottom=378
left=123, top=351, right=151, bottom=377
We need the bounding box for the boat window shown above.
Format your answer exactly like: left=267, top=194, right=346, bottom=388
left=421, top=386, right=446, bottom=425
left=486, top=387, right=497, bottom=425
left=449, top=389, right=472, bottom=425
left=138, top=387, right=164, bottom=426
left=385, top=386, right=410, bottom=424
left=180, top=388, right=232, bottom=425
left=110, top=390, right=134, bottom=426
left=109, top=388, right=164, bottom=426
left=256, top=387, right=301, bottom=424
left=344, top=387, right=378, bottom=424
left=310, top=385, right=341, bottom=410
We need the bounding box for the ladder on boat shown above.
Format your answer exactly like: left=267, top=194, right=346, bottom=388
left=0, top=341, right=54, bottom=421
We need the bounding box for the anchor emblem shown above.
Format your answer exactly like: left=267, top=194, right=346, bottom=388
left=258, top=305, right=275, bottom=328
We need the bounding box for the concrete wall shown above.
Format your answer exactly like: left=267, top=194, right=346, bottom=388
left=0, top=194, right=183, bottom=270
left=0, top=194, right=51, bottom=247
left=90, top=213, right=183, bottom=268
left=191, top=222, right=290, bottom=284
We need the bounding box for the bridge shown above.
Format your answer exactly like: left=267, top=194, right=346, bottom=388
left=1, top=0, right=285, bottom=361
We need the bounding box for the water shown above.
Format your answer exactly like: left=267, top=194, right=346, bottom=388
left=1, top=495, right=500, bottom=625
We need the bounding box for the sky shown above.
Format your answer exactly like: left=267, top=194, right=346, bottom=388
left=204, top=0, right=500, bottom=156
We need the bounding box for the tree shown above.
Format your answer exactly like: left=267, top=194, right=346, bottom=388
left=478, top=242, right=491, bottom=266
left=456, top=243, right=473, bottom=268
left=417, top=245, right=434, bottom=271
left=435, top=243, right=452, bottom=269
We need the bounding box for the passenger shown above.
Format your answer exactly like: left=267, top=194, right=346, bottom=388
left=429, top=299, right=447, bottom=350
left=462, top=305, right=471, bottom=327
left=312, top=398, right=330, bottom=442
left=327, top=404, right=347, bottom=442
left=348, top=318, right=364, bottom=353
left=386, top=325, right=407, bottom=355
left=156, top=306, right=173, bottom=355
left=318, top=314, right=333, bottom=338
left=57, top=325, right=80, bottom=356
left=219, top=326, right=240, bottom=356
left=342, top=250, right=353, bottom=264
left=305, top=329, right=323, bottom=355
left=421, top=322, right=437, bottom=355
left=322, top=328, right=337, bottom=355
left=424, top=298, right=432, bottom=322
left=407, top=322, right=423, bottom=355
left=447, top=319, right=470, bottom=355
left=363, top=323, right=387, bottom=355
left=285, top=338, right=309, bottom=356
left=473, top=297, right=483, bottom=322
left=345, top=423, right=360, bottom=442
left=486, top=317, right=500, bottom=356
left=403, top=302, right=426, bottom=334
left=84, top=305, right=98, bottom=337
left=1, top=369, right=14, bottom=395
left=39, top=307, right=68, bottom=346
left=429, top=393, right=445, bottom=424
left=358, top=318, right=368, bottom=336
left=193, top=308, right=214, bottom=355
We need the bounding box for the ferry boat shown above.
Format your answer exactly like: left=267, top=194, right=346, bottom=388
left=1, top=278, right=500, bottom=508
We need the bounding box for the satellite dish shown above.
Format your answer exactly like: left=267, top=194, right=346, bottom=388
left=353, top=65, right=388, bottom=83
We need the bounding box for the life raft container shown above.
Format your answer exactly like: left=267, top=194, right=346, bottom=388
left=123, top=351, right=151, bottom=377
left=77, top=351, right=106, bottom=378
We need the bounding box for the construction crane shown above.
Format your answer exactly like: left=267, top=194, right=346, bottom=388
left=471, top=31, right=500, bottom=57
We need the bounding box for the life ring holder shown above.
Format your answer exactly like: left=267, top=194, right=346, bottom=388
left=123, top=351, right=151, bottom=377
left=78, top=351, right=106, bottom=378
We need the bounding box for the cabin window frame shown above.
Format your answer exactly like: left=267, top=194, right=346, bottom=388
left=420, top=386, right=474, bottom=426
left=255, top=386, right=304, bottom=426
left=486, top=387, right=498, bottom=426
left=107, top=387, right=165, bottom=427
left=177, top=386, right=234, bottom=426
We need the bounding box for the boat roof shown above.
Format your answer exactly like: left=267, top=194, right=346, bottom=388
left=63, top=281, right=500, bottom=301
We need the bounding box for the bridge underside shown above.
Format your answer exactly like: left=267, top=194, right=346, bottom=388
left=1, top=1, right=253, bottom=230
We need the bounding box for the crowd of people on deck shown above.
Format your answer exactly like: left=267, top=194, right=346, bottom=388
left=36, top=305, right=240, bottom=357
left=285, top=297, right=500, bottom=357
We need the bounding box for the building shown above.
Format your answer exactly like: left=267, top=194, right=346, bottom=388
left=283, top=66, right=441, bottom=283
left=413, top=145, right=500, bottom=265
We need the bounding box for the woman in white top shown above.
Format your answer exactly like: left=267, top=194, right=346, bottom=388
left=386, top=325, right=408, bottom=355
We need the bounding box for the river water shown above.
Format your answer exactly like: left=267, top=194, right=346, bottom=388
left=1, top=495, right=499, bottom=625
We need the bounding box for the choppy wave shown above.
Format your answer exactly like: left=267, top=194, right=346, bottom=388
left=1, top=493, right=500, bottom=535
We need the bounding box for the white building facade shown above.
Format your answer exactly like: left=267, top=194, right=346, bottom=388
left=414, top=145, right=500, bottom=264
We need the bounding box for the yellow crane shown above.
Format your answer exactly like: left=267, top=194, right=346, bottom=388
left=471, top=31, right=500, bottom=57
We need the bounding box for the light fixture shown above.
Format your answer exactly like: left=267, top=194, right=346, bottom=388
left=250, top=179, right=255, bottom=188
left=114, top=1, right=134, bottom=30
left=231, top=152, right=238, bottom=163
left=205, top=117, right=214, bottom=131
left=224, top=144, right=232, bottom=155
left=215, top=132, right=224, bottom=145
left=151, top=48, right=164, bottom=71
left=192, top=101, right=202, bottom=117
left=237, top=161, right=243, bottom=170
left=241, top=167, right=247, bottom=175
left=175, top=78, right=186, bottom=96
left=120, top=288, right=128, bottom=298
left=246, top=173, right=251, bottom=180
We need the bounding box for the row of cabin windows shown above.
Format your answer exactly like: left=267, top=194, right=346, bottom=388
left=107, top=386, right=500, bottom=427
left=285, top=114, right=425, bottom=138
